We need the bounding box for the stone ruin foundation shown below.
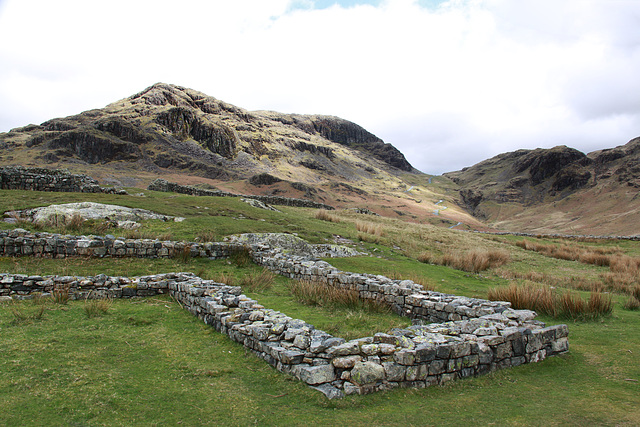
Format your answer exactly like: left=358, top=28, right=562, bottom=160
left=0, top=230, right=569, bottom=399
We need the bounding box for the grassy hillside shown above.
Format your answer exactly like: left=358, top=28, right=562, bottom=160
left=1, top=188, right=639, bottom=425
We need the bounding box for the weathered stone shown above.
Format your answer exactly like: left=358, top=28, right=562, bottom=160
left=332, top=355, right=362, bottom=369
left=383, top=362, right=405, bottom=382
left=296, top=364, right=335, bottom=385
left=350, top=361, right=385, bottom=385
left=312, top=383, right=344, bottom=400
left=393, top=349, right=416, bottom=366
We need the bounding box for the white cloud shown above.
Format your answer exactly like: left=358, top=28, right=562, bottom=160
left=1, top=0, right=638, bottom=174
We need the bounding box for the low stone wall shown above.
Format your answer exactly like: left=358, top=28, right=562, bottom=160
left=0, top=271, right=569, bottom=400
left=0, top=166, right=124, bottom=194
left=148, top=178, right=334, bottom=210
left=0, top=230, right=569, bottom=398
left=256, top=252, right=511, bottom=323
left=0, top=229, right=235, bottom=259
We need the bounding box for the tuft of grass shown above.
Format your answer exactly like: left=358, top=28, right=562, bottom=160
left=229, top=245, right=253, bottom=267
left=315, top=209, right=341, bottom=223
left=52, top=283, right=71, bottom=304
left=212, top=271, right=235, bottom=286
left=442, top=249, right=510, bottom=273
left=355, top=221, right=385, bottom=236
left=195, top=230, right=218, bottom=243
left=239, top=268, right=276, bottom=292
left=83, top=297, right=112, bottom=318
left=10, top=299, right=46, bottom=324
left=623, top=296, right=640, bottom=311
left=289, top=279, right=390, bottom=313
left=172, top=245, right=192, bottom=264
left=488, top=282, right=612, bottom=320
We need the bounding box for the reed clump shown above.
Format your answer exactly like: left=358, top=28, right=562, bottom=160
left=240, top=268, right=276, bottom=293
left=290, top=279, right=389, bottom=312
left=315, top=209, right=341, bottom=223
left=488, top=282, right=612, bottom=319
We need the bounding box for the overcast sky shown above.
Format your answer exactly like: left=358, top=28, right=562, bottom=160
left=1, top=0, right=639, bottom=174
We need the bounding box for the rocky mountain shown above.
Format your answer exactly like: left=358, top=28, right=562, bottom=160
left=444, top=138, right=640, bottom=235
left=1, top=83, right=476, bottom=227
left=0, top=83, right=412, bottom=180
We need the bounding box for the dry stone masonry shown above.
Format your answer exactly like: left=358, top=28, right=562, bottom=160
left=0, top=166, right=125, bottom=194
left=0, top=229, right=569, bottom=399
left=148, top=178, right=334, bottom=210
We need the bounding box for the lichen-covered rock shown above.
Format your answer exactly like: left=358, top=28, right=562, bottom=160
left=350, top=361, right=385, bottom=385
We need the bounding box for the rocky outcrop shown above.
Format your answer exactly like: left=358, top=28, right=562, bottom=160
left=147, top=178, right=334, bottom=210
left=155, top=107, right=239, bottom=159
left=0, top=83, right=416, bottom=186
left=6, top=202, right=183, bottom=228
left=309, top=116, right=413, bottom=171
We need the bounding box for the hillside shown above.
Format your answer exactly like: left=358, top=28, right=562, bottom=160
left=0, top=83, right=478, bottom=228
left=444, top=137, right=640, bottom=235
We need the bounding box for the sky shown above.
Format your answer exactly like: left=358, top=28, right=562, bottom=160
left=0, top=0, right=639, bottom=175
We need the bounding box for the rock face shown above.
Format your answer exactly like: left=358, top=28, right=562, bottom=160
left=0, top=83, right=415, bottom=184
left=444, top=138, right=640, bottom=234
left=446, top=145, right=594, bottom=208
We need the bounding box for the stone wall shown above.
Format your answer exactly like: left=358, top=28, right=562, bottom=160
left=0, top=166, right=124, bottom=194
left=0, top=230, right=569, bottom=399
left=148, top=178, right=334, bottom=210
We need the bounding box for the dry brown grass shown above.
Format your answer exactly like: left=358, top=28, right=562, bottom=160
left=623, top=296, right=640, bottom=311
left=488, top=282, right=612, bottom=319
left=355, top=221, right=385, bottom=237
left=315, top=209, right=341, bottom=223
left=240, top=268, right=276, bottom=293
left=384, top=271, right=436, bottom=291
left=290, top=279, right=390, bottom=312
left=83, top=297, right=113, bottom=318
left=498, top=268, right=608, bottom=293
left=212, top=271, right=235, bottom=286
left=52, top=283, right=71, bottom=304
left=516, top=239, right=622, bottom=267
left=437, top=249, right=510, bottom=273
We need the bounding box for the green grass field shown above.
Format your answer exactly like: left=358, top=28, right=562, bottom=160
left=1, top=189, right=639, bottom=425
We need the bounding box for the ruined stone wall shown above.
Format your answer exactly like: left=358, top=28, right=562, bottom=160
left=147, top=178, right=334, bottom=210
left=0, top=271, right=569, bottom=399
left=0, top=229, right=235, bottom=259
left=0, top=230, right=569, bottom=399
left=0, top=166, right=123, bottom=194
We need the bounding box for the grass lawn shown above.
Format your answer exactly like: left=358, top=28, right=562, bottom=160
left=0, top=188, right=639, bottom=425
